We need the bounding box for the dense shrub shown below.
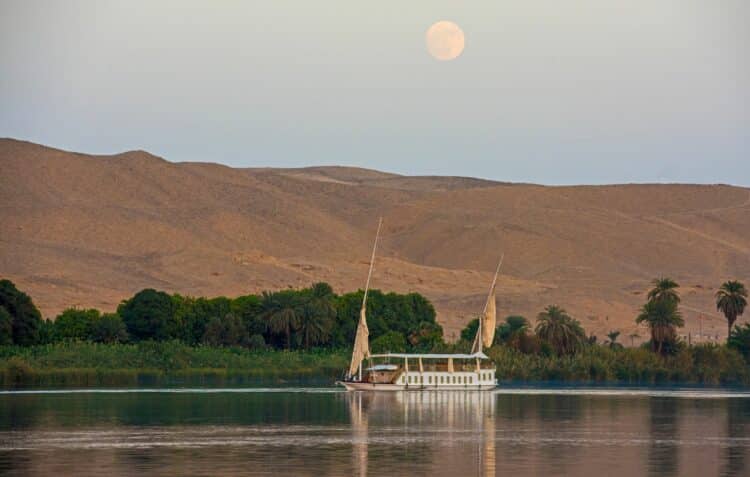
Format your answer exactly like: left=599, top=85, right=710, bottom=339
left=118, top=289, right=176, bottom=341
left=371, top=331, right=407, bottom=353
left=202, top=313, right=249, bottom=347
left=0, top=279, right=42, bottom=345
left=55, top=308, right=100, bottom=340
left=0, top=307, right=12, bottom=345
left=728, top=323, right=750, bottom=362
left=91, top=313, right=129, bottom=344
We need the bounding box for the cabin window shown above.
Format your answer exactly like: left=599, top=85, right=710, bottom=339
left=428, top=376, right=432, bottom=384
left=420, top=375, right=423, bottom=384
left=452, top=376, right=456, bottom=384
left=469, top=376, right=473, bottom=384
left=440, top=376, right=444, bottom=384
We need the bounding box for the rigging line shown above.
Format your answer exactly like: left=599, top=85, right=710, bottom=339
left=361, top=217, right=382, bottom=309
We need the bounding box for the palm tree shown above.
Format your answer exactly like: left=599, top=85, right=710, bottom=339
left=297, top=283, right=337, bottom=349
left=496, top=315, right=529, bottom=348
left=648, top=277, right=681, bottom=304
left=636, top=299, right=684, bottom=354
left=716, top=280, right=748, bottom=339
left=534, top=305, right=585, bottom=355
left=261, top=291, right=301, bottom=350
left=606, top=330, right=622, bottom=349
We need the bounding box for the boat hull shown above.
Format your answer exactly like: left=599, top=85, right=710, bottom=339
left=337, top=381, right=497, bottom=392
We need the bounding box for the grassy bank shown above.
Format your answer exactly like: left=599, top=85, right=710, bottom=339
left=0, top=341, right=349, bottom=388
left=2, top=341, right=748, bottom=388
left=488, top=344, right=750, bottom=386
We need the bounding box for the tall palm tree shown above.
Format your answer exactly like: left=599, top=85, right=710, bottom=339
left=716, top=280, right=748, bottom=339
left=297, top=283, right=337, bottom=349
left=535, top=305, right=585, bottom=355
left=648, top=277, right=681, bottom=304
left=636, top=299, right=684, bottom=354
left=261, top=291, right=301, bottom=350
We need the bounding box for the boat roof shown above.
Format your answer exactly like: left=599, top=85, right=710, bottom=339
left=365, top=364, right=399, bottom=371
left=369, top=352, right=490, bottom=360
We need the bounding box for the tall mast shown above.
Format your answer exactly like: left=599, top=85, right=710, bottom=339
left=348, top=217, right=382, bottom=378
left=361, top=217, right=382, bottom=310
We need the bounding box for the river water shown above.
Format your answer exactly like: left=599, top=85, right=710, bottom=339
left=0, top=387, right=748, bottom=476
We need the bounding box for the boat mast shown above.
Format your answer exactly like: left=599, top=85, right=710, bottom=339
left=349, top=217, right=382, bottom=379
left=473, top=254, right=504, bottom=354
left=362, top=217, right=382, bottom=318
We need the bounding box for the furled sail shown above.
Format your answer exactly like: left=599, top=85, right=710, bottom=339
left=348, top=218, right=382, bottom=378
left=482, top=288, right=496, bottom=348
left=472, top=254, right=504, bottom=354
left=349, top=306, right=370, bottom=376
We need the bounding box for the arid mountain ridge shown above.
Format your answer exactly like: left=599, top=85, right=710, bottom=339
left=1, top=138, right=749, bottom=342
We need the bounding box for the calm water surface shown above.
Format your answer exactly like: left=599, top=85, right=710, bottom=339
left=1, top=388, right=749, bottom=476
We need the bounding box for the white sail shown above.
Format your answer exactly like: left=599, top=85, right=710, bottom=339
left=348, top=218, right=382, bottom=378
left=349, top=306, right=370, bottom=376
left=472, top=255, right=503, bottom=354
left=482, top=288, right=496, bottom=348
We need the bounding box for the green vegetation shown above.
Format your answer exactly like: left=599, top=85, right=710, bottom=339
left=1, top=277, right=749, bottom=388
left=534, top=305, right=585, bottom=355
left=0, top=279, right=42, bottom=346
left=716, top=280, right=748, bottom=338
left=487, top=343, right=749, bottom=385
left=0, top=341, right=348, bottom=387
left=0, top=279, right=441, bottom=352
left=728, top=323, right=750, bottom=362
left=636, top=299, right=684, bottom=354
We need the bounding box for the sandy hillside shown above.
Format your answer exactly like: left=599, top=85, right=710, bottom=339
left=1, top=138, right=749, bottom=342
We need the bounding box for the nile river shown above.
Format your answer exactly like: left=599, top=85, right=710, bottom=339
left=1, top=388, right=748, bottom=476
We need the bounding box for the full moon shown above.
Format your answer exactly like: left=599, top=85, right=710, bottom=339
left=425, top=21, right=465, bottom=61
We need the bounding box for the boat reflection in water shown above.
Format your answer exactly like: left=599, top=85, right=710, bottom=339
left=346, top=391, right=497, bottom=476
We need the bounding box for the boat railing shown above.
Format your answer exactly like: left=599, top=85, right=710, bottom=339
left=372, top=362, right=495, bottom=373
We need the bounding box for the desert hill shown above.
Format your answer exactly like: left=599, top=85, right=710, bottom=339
left=1, top=138, right=749, bottom=342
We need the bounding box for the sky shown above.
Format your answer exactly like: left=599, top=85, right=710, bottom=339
left=1, top=0, right=748, bottom=185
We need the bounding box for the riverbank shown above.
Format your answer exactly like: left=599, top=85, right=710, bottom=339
left=488, top=345, right=750, bottom=386
left=0, top=342, right=349, bottom=388
left=1, top=341, right=748, bottom=388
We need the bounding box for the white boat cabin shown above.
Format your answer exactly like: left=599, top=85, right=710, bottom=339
left=341, top=352, right=497, bottom=391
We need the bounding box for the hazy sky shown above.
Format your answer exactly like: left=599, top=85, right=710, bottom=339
left=1, top=1, right=748, bottom=185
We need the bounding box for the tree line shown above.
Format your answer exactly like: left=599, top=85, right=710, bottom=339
left=459, top=277, right=749, bottom=360
left=0, top=279, right=443, bottom=352
left=2, top=276, right=748, bottom=363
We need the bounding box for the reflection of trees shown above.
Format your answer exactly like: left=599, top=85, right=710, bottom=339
left=5, top=392, right=349, bottom=429
left=648, top=397, right=679, bottom=477
left=0, top=394, right=43, bottom=430
left=496, top=394, right=584, bottom=473
left=722, top=399, right=749, bottom=477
